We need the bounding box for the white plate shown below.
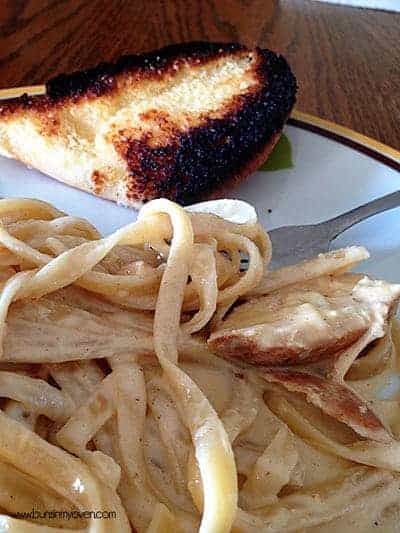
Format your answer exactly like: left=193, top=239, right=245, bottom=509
left=0, top=110, right=399, bottom=283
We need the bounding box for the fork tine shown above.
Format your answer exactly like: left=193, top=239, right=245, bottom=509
left=268, top=224, right=331, bottom=269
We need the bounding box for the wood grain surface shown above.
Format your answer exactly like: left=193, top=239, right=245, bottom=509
left=0, top=0, right=399, bottom=149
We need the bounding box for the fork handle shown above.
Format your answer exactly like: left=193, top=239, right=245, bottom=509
left=322, top=190, right=400, bottom=239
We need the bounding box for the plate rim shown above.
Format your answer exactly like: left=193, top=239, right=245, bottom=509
left=288, top=111, right=400, bottom=171
left=0, top=84, right=399, bottom=172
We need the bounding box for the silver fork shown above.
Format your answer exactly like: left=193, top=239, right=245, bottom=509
left=268, top=190, right=400, bottom=269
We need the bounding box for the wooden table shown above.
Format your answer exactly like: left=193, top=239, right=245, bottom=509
left=1, top=0, right=399, bottom=149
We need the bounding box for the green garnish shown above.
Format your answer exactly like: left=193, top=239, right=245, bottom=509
left=259, top=133, right=293, bottom=171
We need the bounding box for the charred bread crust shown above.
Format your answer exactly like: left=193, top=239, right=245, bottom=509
left=124, top=46, right=296, bottom=205
left=111, top=44, right=296, bottom=205
left=205, top=131, right=282, bottom=202
left=0, top=42, right=297, bottom=206
left=0, top=42, right=248, bottom=113
left=45, top=42, right=248, bottom=100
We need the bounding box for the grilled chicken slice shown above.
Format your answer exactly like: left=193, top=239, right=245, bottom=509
left=3, top=295, right=152, bottom=363
left=263, top=368, right=392, bottom=443
left=208, top=275, right=400, bottom=366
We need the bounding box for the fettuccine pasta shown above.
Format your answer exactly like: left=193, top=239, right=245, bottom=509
left=0, top=197, right=399, bottom=532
